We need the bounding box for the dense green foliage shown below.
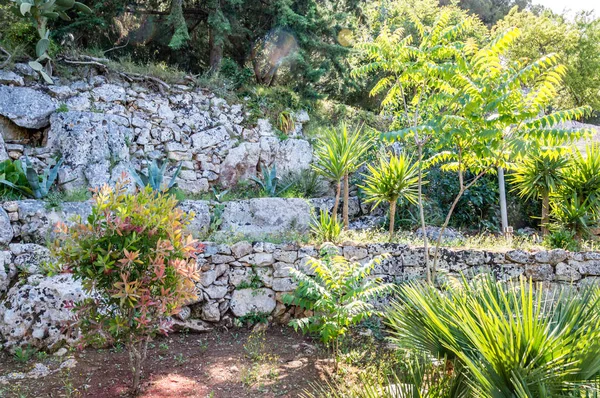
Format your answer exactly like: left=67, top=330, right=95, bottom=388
left=53, top=180, right=204, bottom=394
left=386, top=276, right=600, bottom=396
left=283, top=244, right=392, bottom=369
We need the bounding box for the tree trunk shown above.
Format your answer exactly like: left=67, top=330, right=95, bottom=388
left=343, top=173, right=349, bottom=230
left=128, top=338, right=149, bottom=395
left=332, top=181, right=341, bottom=220
left=417, top=146, right=431, bottom=284
left=432, top=188, right=465, bottom=282
left=208, top=29, right=223, bottom=72
left=541, top=192, right=550, bottom=236
left=389, top=200, right=397, bottom=238
left=498, top=167, right=509, bottom=236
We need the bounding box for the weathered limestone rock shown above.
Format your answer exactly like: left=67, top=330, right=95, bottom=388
left=47, top=112, right=132, bottom=190
left=275, top=139, right=312, bottom=176
left=0, top=274, right=87, bottom=351
left=0, top=133, right=9, bottom=161
left=0, top=208, right=13, bottom=246
left=0, top=71, right=24, bottom=86
left=230, top=288, right=276, bottom=317
left=191, top=126, right=230, bottom=150
left=10, top=243, right=52, bottom=275
left=219, top=142, right=261, bottom=188
left=220, top=198, right=312, bottom=238
left=0, top=86, right=56, bottom=128
left=0, top=251, right=16, bottom=294
left=534, top=249, right=568, bottom=265
left=178, top=200, right=211, bottom=237
left=506, top=250, right=531, bottom=264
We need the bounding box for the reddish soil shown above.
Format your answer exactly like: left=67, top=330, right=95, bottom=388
left=0, top=326, right=332, bottom=398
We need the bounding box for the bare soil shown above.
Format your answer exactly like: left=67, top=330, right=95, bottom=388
left=0, top=326, right=332, bottom=398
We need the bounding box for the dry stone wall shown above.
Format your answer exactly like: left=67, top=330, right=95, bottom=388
left=0, top=66, right=314, bottom=194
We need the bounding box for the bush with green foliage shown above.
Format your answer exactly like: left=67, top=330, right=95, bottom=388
left=361, top=151, right=419, bottom=238
left=386, top=275, right=600, bottom=396
left=53, top=180, right=204, bottom=394
left=283, top=244, right=393, bottom=370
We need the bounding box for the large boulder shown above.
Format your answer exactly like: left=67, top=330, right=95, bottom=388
left=230, top=288, right=277, bottom=317
left=220, top=198, right=312, bottom=238
left=0, top=86, right=56, bottom=129
left=219, top=142, right=261, bottom=188
left=46, top=112, right=133, bottom=190
left=0, top=208, right=13, bottom=246
left=0, top=274, right=87, bottom=351
left=275, top=139, right=312, bottom=176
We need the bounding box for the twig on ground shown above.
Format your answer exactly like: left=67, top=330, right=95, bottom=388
left=0, top=47, right=12, bottom=69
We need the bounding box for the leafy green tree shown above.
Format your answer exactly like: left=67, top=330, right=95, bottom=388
left=494, top=8, right=600, bottom=112
left=361, top=151, right=420, bottom=237
left=441, top=0, right=531, bottom=25
left=283, top=244, right=393, bottom=371
left=353, top=8, right=480, bottom=282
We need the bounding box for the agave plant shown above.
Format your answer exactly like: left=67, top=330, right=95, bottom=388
left=250, top=164, right=291, bottom=197
left=129, top=160, right=182, bottom=193
left=387, top=275, right=600, bottom=397
left=310, top=209, right=342, bottom=243
left=361, top=152, right=420, bottom=238
left=11, top=0, right=92, bottom=83
left=23, top=156, right=63, bottom=199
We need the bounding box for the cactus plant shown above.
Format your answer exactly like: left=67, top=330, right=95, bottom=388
left=11, top=0, right=92, bottom=84
left=23, top=156, right=64, bottom=199
left=129, top=160, right=182, bottom=193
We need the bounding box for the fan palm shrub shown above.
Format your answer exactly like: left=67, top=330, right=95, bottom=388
left=283, top=244, right=393, bottom=371
left=312, top=124, right=373, bottom=227
left=387, top=275, right=600, bottom=397
left=360, top=152, right=420, bottom=237
left=561, top=144, right=600, bottom=209
left=310, top=209, right=342, bottom=243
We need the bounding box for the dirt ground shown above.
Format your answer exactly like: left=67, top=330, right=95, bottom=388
left=0, top=326, right=334, bottom=398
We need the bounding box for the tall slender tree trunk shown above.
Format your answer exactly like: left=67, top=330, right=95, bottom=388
left=209, top=29, right=223, bottom=72
left=332, top=181, right=341, bottom=220
left=541, top=192, right=550, bottom=236
left=343, top=173, right=350, bottom=230
left=417, top=146, right=431, bottom=284
left=432, top=188, right=465, bottom=280
left=498, top=167, right=509, bottom=236
left=389, top=200, right=397, bottom=238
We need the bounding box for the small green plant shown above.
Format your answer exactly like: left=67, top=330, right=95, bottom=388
left=207, top=203, right=225, bottom=237
left=238, top=311, right=270, bottom=326
left=310, top=209, right=342, bottom=243
left=543, top=227, right=580, bottom=251
left=13, top=346, right=36, bottom=362
left=24, top=156, right=63, bottom=199
left=244, top=330, right=267, bottom=362
left=251, top=164, right=291, bottom=197
left=282, top=169, right=326, bottom=198
left=237, top=271, right=263, bottom=290
left=53, top=179, right=204, bottom=395
left=0, top=159, right=32, bottom=198
left=277, top=111, right=295, bottom=135
left=283, top=244, right=393, bottom=370
left=56, top=103, right=69, bottom=113
left=129, top=159, right=182, bottom=193
left=360, top=151, right=420, bottom=238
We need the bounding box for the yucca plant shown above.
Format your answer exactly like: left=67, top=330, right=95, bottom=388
left=510, top=147, right=570, bottom=235
left=387, top=275, right=600, bottom=397
left=23, top=156, right=63, bottom=199
left=283, top=244, right=393, bottom=371
left=129, top=160, right=182, bottom=193
left=550, top=193, right=598, bottom=239
left=562, top=144, right=600, bottom=209
left=361, top=152, right=420, bottom=238
left=310, top=209, right=342, bottom=243
left=312, top=124, right=373, bottom=227
left=250, top=163, right=291, bottom=197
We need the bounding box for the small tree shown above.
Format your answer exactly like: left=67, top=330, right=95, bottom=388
left=54, top=179, right=203, bottom=395
left=283, top=244, right=393, bottom=371
left=312, top=124, right=373, bottom=225
left=510, top=143, right=570, bottom=235
left=361, top=151, right=420, bottom=238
